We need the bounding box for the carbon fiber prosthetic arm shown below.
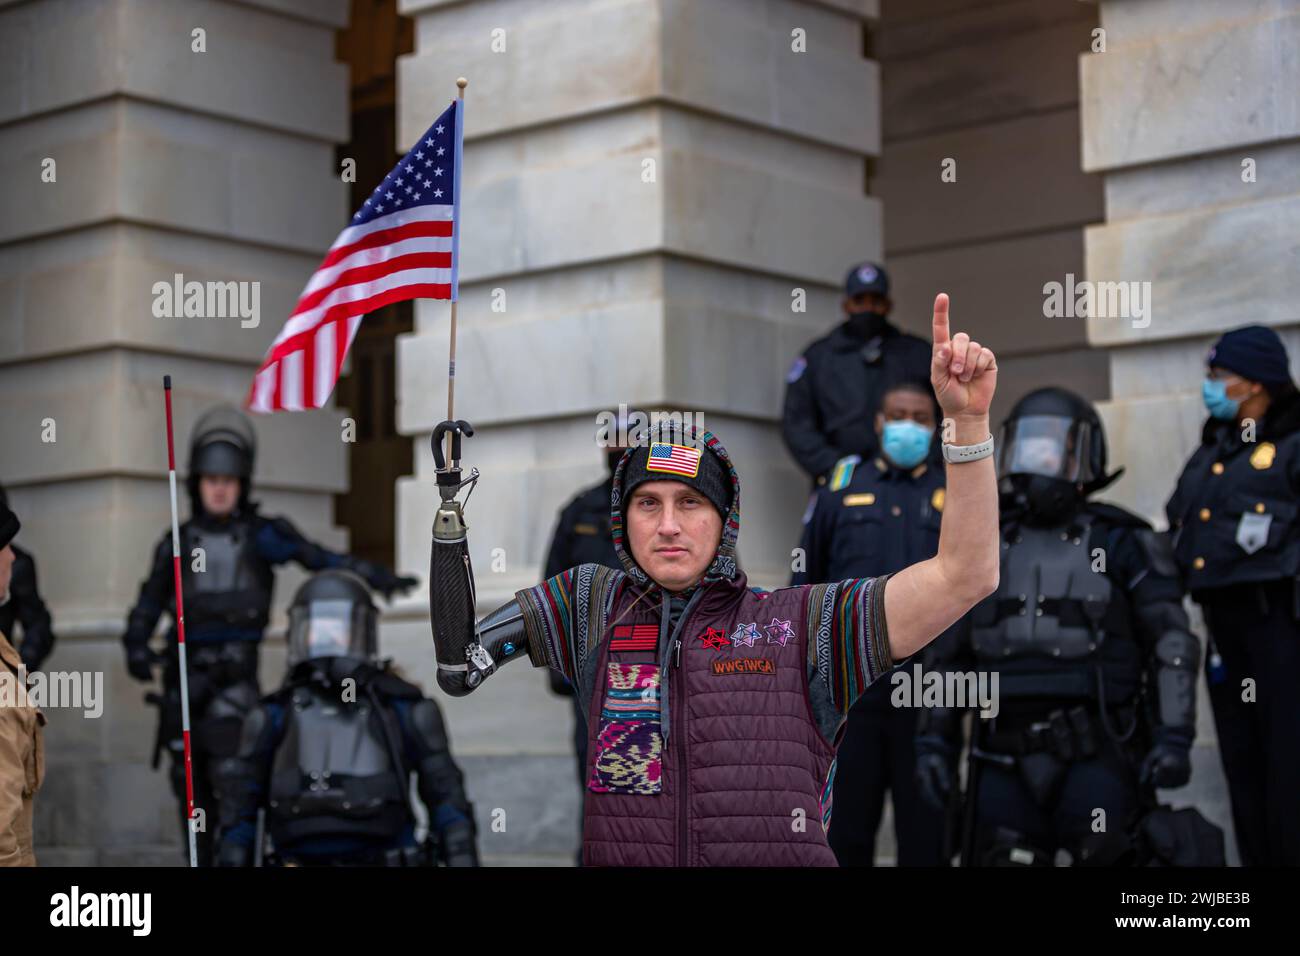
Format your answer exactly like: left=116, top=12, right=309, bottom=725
left=428, top=420, right=529, bottom=696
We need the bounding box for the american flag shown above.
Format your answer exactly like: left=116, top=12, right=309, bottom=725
left=611, top=624, right=658, bottom=652
left=647, top=442, right=701, bottom=478
left=246, top=100, right=463, bottom=413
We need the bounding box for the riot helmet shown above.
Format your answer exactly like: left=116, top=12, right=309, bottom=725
left=187, top=405, right=257, bottom=513
left=286, top=569, right=378, bottom=667
left=997, top=387, right=1119, bottom=524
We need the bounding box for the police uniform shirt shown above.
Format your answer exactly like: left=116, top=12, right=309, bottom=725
left=1166, top=393, right=1300, bottom=596
left=781, top=321, right=933, bottom=481
left=792, top=454, right=946, bottom=586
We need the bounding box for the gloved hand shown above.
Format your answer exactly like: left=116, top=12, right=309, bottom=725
left=125, top=646, right=158, bottom=682
left=353, top=561, right=420, bottom=600
left=386, top=574, right=421, bottom=598
left=915, top=734, right=956, bottom=812
left=1140, top=727, right=1193, bottom=789
left=440, top=824, right=479, bottom=867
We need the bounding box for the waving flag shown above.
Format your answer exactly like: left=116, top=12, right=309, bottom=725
left=247, top=99, right=464, bottom=413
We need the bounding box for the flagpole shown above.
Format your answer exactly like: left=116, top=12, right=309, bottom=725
left=445, top=76, right=468, bottom=471
left=162, top=376, right=199, bottom=868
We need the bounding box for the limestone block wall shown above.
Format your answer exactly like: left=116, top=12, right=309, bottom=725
left=0, top=0, right=354, bottom=864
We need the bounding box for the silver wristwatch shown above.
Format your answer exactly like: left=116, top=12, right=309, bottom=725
left=941, top=433, right=994, bottom=463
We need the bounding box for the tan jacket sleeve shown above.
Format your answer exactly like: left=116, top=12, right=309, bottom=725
left=0, top=638, right=40, bottom=867
left=0, top=706, right=32, bottom=866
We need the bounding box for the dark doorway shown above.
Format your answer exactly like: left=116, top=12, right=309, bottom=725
left=333, top=0, right=415, bottom=569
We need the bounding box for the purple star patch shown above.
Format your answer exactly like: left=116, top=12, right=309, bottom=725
left=764, top=618, right=795, bottom=647
left=731, top=622, right=761, bottom=648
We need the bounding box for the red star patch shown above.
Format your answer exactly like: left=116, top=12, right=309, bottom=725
left=699, top=627, right=730, bottom=651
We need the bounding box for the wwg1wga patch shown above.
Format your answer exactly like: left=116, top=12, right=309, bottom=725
left=710, top=657, right=776, bottom=677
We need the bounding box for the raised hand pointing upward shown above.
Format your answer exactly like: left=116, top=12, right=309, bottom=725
left=881, top=292, right=1001, bottom=662
left=930, top=293, right=997, bottom=422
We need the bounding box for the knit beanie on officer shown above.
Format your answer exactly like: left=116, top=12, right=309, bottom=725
left=620, top=441, right=731, bottom=519
left=1208, top=325, right=1293, bottom=388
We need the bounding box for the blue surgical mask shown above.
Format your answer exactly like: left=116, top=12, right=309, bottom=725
left=1202, top=378, right=1240, bottom=420
left=882, top=420, right=933, bottom=469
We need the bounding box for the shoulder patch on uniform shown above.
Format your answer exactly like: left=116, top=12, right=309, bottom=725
left=843, top=492, right=876, bottom=507
left=931, top=487, right=945, bottom=513
left=786, top=355, right=808, bottom=384
left=828, top=455, right=861, bottom=491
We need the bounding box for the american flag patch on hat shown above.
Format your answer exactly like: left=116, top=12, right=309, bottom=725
left=647, top=442, right=701, bottom=478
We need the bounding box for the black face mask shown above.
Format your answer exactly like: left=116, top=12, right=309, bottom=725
left=845, top=309, right=888, bottom=340
left=1004, top=474, right=1081, bottom=527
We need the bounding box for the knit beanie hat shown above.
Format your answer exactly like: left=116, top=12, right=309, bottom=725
left=1208, top=325, right=1293, bottom=387
left=620, top=441, right=731, bottom=519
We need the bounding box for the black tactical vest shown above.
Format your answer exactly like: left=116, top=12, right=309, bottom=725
left=182, top=516, right=274, bottom=634
left=969, top=513, right=1133, bottom=701
left=267, top=684, right=412, bottom=846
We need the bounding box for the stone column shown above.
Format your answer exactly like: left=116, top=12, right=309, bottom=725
left=1081, top=0, right=1300, bottom=864
left=391, top=0, right=884, bottom=863
left=0, top=0, right=352, bottom=864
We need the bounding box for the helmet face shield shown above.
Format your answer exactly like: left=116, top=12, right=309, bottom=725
left=997, top=415, right=1095, bottom=484
left=287, top=598, right=377, bottom=666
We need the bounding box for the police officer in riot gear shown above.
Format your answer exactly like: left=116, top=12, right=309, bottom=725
left=916, top=387, right=1201, bottom=865
left=122, top=406, right=419, bottom=865
left=0, top=483, right=55, bottom=671
left=1166, top=325, right=1300, bottom=866
left=782, top=262, right=933, bottom=484
left=212, top=570, right=477, bottom=867
left=792, top=375, right=948, bottom=866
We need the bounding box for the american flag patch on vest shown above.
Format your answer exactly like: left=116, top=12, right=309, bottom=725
left=611, top=624, right=658, bottom=652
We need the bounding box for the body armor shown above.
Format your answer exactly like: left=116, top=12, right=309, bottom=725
left=970, top=514, right=1132, bottom=701
left=267, top=684, right=411, bottom=847
left=182, top=517, right=273, bottom=633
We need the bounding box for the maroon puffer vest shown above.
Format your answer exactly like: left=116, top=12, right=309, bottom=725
left=581, top=572, right=838, bottom=867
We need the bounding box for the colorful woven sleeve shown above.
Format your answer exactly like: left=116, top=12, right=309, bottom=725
left=515, top=563, right=622, bottom=684
left=805, top=574, right=894, bottom=716
left=516, top=568, right=578, bottom=679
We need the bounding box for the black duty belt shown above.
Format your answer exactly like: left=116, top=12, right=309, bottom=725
left=983, top=704, right=1132, bottom=761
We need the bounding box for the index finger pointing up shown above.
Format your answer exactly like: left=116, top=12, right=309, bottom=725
left=932, top=293, right=950, bottom=348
